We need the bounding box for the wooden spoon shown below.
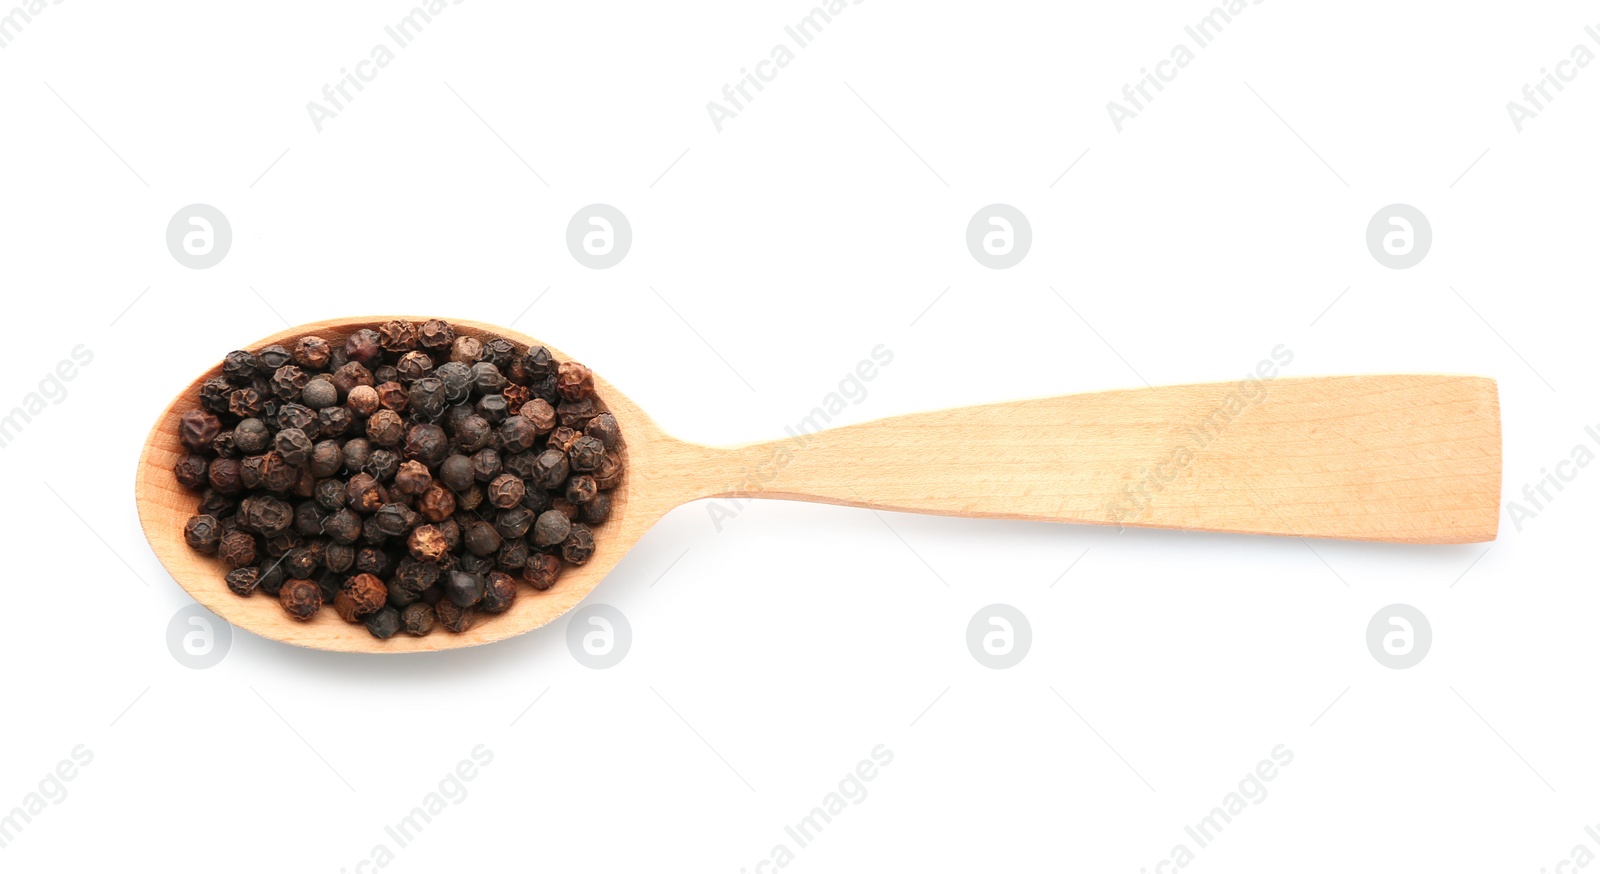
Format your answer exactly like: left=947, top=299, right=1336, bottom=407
left=135, top=317, right=1501, bottom=653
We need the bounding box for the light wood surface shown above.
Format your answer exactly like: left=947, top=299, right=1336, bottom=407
left=136, top=317, right=1502, bottom=653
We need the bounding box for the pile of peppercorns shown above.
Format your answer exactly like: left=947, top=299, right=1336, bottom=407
left=174, top=319, right=624, bottom=639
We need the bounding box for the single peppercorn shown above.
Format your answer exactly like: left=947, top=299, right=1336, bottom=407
left=223, top=350, right=258, bottom=384
left=463, top=521, right=502, bottom=556
left=530, top=449, right=569, bottom=490
left=417, top=484, right=456, bottom=522
left=532, top=509, right=570, bottom=547
left=522, top=553, right=562, bottom=590
left=444, top=571, right=485, bottom=607
left=344, top=328, right=383, bottom=367
left=518, top=398, right=557, bottom=434
left=561, top=524, right=596, bottom=565
left=365, top=606, right=403, bottom=639
left=332, top=361, right=375, bottom=398
left=301, top=378, right=338, bottom=410
left=486, top=473, right=525, bottom=509
left=475, top=393, right=509, bottom=424
left=184, top=515, right=222, bottom=553
left=271, top=364, right=310, bottom=400
left=365, top=449, right=400, bottom=482
left=279, top=577, right=322, bottom=620
left=318, top=405, right=354, bottom=438
left=404, top=423, right=449, bottom=466
left=179, top=410, right=222, bottom=452
left=310, top=440, right=343, bottom=477
left=434, top=361, right=472, bottom=403
left=401, top=602, right=436, bottom=635
left=366, top=409, right=404, bottom=447
left=558, top=398, right=600, bottom=430
left=342, top=573, right=388, bottom=616
left=393, top=459, right=432, bottom=496
left=174, top=454, right=210, bottom=490
left=208, top=457, right=244, bottom=495
left=219, top=531, right=257, bottom=568
left=556, top=361, right=594, bottom=401
left=480, top=572, right=517, bottom=614
left=450, top=335, right=483, bottom=365
left=256, top=345, right=293, bottom=374
left=470, top=448, right=502, bottom=483
left=435, top=598, right=473, bottom=633
left=418, top=319, right=454, bottom=351
left=292, top=336, right=332, bottom=370
left=225, top=567, right=261, bottom=596
left=407, top=524, right=448, bottom=562
left=494, top=506, right=535, bottom=540
left=565, top=475, right=598, bottom=506
left=275, top=428, right=313, bottom=467
left=376, top=381, right=409, bottom=412
left=568, top=436, right=605, bottom=473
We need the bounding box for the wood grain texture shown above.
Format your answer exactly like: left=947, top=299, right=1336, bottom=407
left=136, top=317, right=1501, bottom=653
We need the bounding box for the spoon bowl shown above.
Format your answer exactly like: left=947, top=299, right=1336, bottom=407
left=137, top=317, right=1502, bottom=653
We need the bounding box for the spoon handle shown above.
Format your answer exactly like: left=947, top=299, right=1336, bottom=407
left=690, top=375, right=1500, bottom=544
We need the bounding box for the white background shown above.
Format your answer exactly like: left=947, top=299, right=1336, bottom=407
left=2, top=1, right=1597, bottom=871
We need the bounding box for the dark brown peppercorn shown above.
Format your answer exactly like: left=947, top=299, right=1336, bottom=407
left=404, top=423, right=449, bottom=466
left=494, top=506, right=535, bottom=540
left=522, top=345, right=555, bottom=378
left=175, top=454, right=210, bottom=490
left=418, top=319, right=455, bottom=351
left=184, top=515, right=222, bottom=553
left=565, top=475, right=598, bottom=505
left=228, top=387, right=265, bottom=419
left=532, top=509, right=570, bottom=547
left=502, top=383, right=530, bottom=415
left=343, top=573, right=388, bottom=616
left=219, top=531, right=257, bottom=568
left=366, top=409, right=404, bottom=447
left=258, top=560, right=286, bottom=596
left=481, top=337, right=517, bottom=368
left=408, top=524, right=449, bottom=562
left=301, top=378, right=338, bottom=410
left=585, top=412, right=621, bottom=449
left=496, top=538, right=529, bottom=572
left=498, top=416, right=537, bottom=454
left=444, top=571, right=485, bottom=607
left=417, top=484, right=456, bottom=522
left=486, top=473, right=525, bottom=509
left=470, top=362, right=506, bottom=396
left=408, top=377, right=446, bottom=418
left=355, top=546, right=390, bottom=576
left=435, top=598, right=473, bottom=633
left=522, top=553, right=562, bottom=590
left=293, top=336, right=332, bottom=370
left=463, top=521, right=502, bottom=556
left=257, top=345, right=293, bottom=374
left=310, top=440, right=343, bottom=477
left=375, top=381, right=409, bottom=412
left=378, top=320, right=419, bottom=353
left=200, top=377, right=232, bottom=413
left=582, top=491, right=613, bottom=524
left=344, top=328, right=383, bottom=367
left=275, top=428, right=313, bottom=467
left=276, top=403, right=318, bottom=435
left=547, top=426, right=580, bottom=454
left=401, top=602, right=436, bottom=636
left=271, top=364, right=310, bottom=400
left=450, top=335, right=483, bottom=365
left=594, top=451, right=625, bottom=490
left=556, top=361, right=594, bottom=401
left=434, top=361, right=473, bottom=403
left=223, top=350, right=259, bottom=384
left=240, top=494, right=294, bottom=535
left=179, top=410, right=222, bottom=452
left=365, top=606, right=402, bottom=639
left=475, top=393, right=508, bottom=424
left=279, top=577, right=323, bottom=620
left=470, top=448, right=502, bottom=483
left=393, top=459, right=433, bottom=496
left=331, top=361, right=375, bottom=398
left=208, top=457, right=244, bottom=494
left=324, top=508, right=361, bottom=544
left=568, top=435, right=605, bottom=473
left=364, top=449, right=400, bottom=482
left=318, top=405, right=354, bottom=438
left=325, top=542, right=356, bottom=573
left=225, top=567, right=261, bottom=596
left=518, top=398, right=557, bottom=434
left=374, top=502, right=419, bottom=537
left=453, top=415, right=493, bottom=452
left=438, top=454, right=474, bottom=492
left=235, top=418, right=271, bottom=453
left=561, top=524, right=596, bottom=564
left=346, top=473, right=387, bottom=512
left=395, top=351, right=433, bottom=383
left=558, top=398, right=600, bottom=429
left=530, top=449, right=569, bottom=490
left=285, top=546, right=319, bottom=579
left=480, top=572, right=517, bottom=613
left=342, top=437, right=373, bottom=472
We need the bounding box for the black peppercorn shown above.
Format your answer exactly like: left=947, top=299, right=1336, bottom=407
left=325, top=542, right=356, bottom=573
left=365, top=606, right=403, bottom=639
left=378, top=319, right=418, bottom=352
left=561, top=524, right=596, bottom=565
left=219, top=531, right=257, bottom=568
left=530, top=449, right=569, bottom=490
left=184, top=514, right=222, bottom=553
left=207, top=457, right=244, bottom=495
left=463, top=521, right=502, bottom=556
left=518, top=398, right=557, bottom=434
left=480, top=571, right=517, bottom=613
left=225, top=566, right=261, bottom=596
left=279, top=577, right=322, bottom=620
left=393, top=459, right=433, bottom=496
left=568, top=435, right=605, bottom=473
left=404, top=423, right=449, bottom=466
left=174, top=454, right=210, bottom=490
left=408, top=377, right=446, bottom=419
left=444, top=571, right=485, bottom=607
left=435, top=598, right=473, bottom=633
left=332, top=361, right=375, bottom=397
left=437, top=454, right=474, bottom=492
left=565, top=475, right=598, bottom=506
left=494, top=506, right=535, bottom=540
left=301, top=378, right=338, bottom=410
left=374, top=502, right=418, bottom=537
left=275, top=428, right=313, bottom=467
left=318, top=405, right=354, bottom=438
left=532, top=509, right=570, bottom=547
left=366, top=409, right=404, bottom=447
left=257, top=344, right=293, bottom=374
left=558, top=398, right=600, bottom=429
left=523, top=345, right=555, bottom=378
left=434, top=361, right=473, bottom=403
left=419, top=319, right=454, bottom=351
left=228, top=387, right=265, bottom=419
left=345, top=328, right=383, bottom=367
left=470, top=448, right=502, bottom=483
left=401, top=602, right=436, bottom=635
left=365, top=449, right=400, bottom=482
left=292, top=336, right=332, bottom=370
left=451, top=335, right=484, bottom=365
left=179, top=410, right=222, bottom=452
left=556, top=361, right=593, bottom=401
left=223, top=350, right=259, bottom=384
left=310, top=440, right=343, bottom=477
left=271, top=364, right=309, bottom=400
left=486, top=473, right=525, bottom=509
left=522, top=553, right=562, bottom=590
left=475, top=393, right=509, bottom=424
left=407, top=524, right=449, bottom=562
left=417, top=484, right=456, bottom=522
left=277, top=403, right=318, bottom=435
left=395, top=351, right=433, bottom=383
